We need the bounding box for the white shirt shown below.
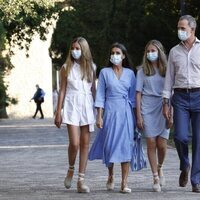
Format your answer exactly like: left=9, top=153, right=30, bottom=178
left=163, top=38, right=200, bottom=98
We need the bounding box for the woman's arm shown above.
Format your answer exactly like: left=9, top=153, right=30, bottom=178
left=136, top=91, right=144, bottom=130
left=54, top=67, right=67, bottom=128
left=96, top=107, right=104, bottom=129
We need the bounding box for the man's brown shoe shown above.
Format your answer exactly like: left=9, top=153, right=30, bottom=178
left=179, top=166, right=190, bottom=187
left=192, top=184, right=200, bottom=193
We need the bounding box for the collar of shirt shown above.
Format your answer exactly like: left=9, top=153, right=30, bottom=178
left=179, top=37, right=200, bottom=49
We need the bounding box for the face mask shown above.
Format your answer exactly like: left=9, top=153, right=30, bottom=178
left=178, top=30, right=191, bottom=41
left=110, top=54, right=122, bottom=65
left=147, top=52, right=158, bottom=62
left=71, top=50, right=81, bottom=59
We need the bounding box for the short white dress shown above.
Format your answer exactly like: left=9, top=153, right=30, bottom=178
left=62, top=62, right=96, bottom=131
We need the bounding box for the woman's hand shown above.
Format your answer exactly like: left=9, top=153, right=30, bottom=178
left=96, top=116, right=103, bottom=129
left=166, top=117, right=173, bottom=129
left=54, top=111, right=62, bottom=128
left=136, top=114, right=144, bottom=130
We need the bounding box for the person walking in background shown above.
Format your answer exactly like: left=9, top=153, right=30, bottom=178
left=136, top=40, right=172, bottom=192
left=54, top=37, right=96, bottom=193
left=163, top=15, right=200, bottom=193
left=89, top=42, right=137, bottom=193
left=30, top=84, right=45, bottom=119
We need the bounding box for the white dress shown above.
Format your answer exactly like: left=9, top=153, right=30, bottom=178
left=62, top=62, right=96, bottom=131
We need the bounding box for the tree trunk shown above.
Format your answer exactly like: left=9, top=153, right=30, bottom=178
left=0, top=107, right=8, bottom=118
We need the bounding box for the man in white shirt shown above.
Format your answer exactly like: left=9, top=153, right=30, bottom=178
left=163, top=15, right=200, bottom=193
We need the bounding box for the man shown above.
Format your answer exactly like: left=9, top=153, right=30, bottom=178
left=163, top=15, right=200, bottom=193
left=30, top=84, right=45, bottom=119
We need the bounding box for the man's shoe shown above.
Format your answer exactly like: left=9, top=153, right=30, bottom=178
left=179, top=166, right=190, bottom=187
left=40, top=116, right=44, bottom=119
left=192, top=184, right=200, bottom=193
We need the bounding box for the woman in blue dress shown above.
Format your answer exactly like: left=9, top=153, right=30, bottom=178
left=136, top=40, right=173, bottom=192
left=89, top=42, right=136, bottom=193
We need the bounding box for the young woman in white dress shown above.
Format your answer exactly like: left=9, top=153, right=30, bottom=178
left=54, top=37, right=96, bottom=193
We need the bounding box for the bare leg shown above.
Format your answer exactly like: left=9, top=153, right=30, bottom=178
left=157, top=136, right=167, bottom=166
left=67, top=125, right=80, bottom=167
left=79, top=125, right=90, bottom=173
left=146, top=137, right=157, bottom=174
left=146, top=137, right=161, bottom=192
left=64, top=125, right=79, bottom=189
left=106, top=164, right=114, bottom=190
left=77, top=125, right=90, bottom=193
left=121, top=162, right=131, bottom=193
left=157, top=136, right=167, bottom=186
left=108, top=164, right=114, bottom=177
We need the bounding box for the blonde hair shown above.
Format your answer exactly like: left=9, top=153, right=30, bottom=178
left=64, top=37, right=94, bottom=82
left=142, top=40, right=167, bottom=77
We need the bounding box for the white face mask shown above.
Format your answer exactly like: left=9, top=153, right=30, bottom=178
left=71, top=50, right=81, bottom=59
left=178, top=30, right=191, bottom=41
left=110, top=54, right=122, bottom=65
left=147, top=52, right=158, bottom=62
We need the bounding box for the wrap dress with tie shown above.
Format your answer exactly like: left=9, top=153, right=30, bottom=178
left=89, top=67, right=137, bottom=167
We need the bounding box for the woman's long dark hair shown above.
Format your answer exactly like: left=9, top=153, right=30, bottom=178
left=107, top=42, right=134, bottom=71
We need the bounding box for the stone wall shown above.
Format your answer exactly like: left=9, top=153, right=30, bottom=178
left=4, top=25, right=55, bottom=119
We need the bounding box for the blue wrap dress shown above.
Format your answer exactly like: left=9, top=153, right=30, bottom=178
left=89, top=67, right=136, bottom=168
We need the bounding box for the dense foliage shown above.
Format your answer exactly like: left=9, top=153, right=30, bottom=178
left=50, top=0, right=200, bottom=72
left=1, top=0, right=200, bottom=118
left=0, top=0, right=59, bottom=118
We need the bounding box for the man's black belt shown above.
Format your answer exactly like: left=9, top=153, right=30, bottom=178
left=174, top=87, right=200, bottom=93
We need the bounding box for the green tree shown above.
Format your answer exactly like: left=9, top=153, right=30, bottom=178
left=0, top=0, right=58, bottom=54
left=50, top=1, right=179, bottom=69
left=183, top=0, right=200, bottom=35
left=50, top=0, right=112, bottom=71
left=126, top=0, right=180, bottom=66
left=0, top=21, right=11, bottom=118
left=0, top=0, right=60, bottom=118
left=50, top=0, right=200, bottom=71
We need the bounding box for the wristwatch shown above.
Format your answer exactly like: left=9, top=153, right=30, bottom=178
left=162, top=98, right=169, bottom=105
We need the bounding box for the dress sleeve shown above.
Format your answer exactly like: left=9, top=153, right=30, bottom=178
left=95, top=69, right=106, bottom=108
left=129, top=71, right=136, bottom=108
left=136, top=68, right=144, bottom=92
